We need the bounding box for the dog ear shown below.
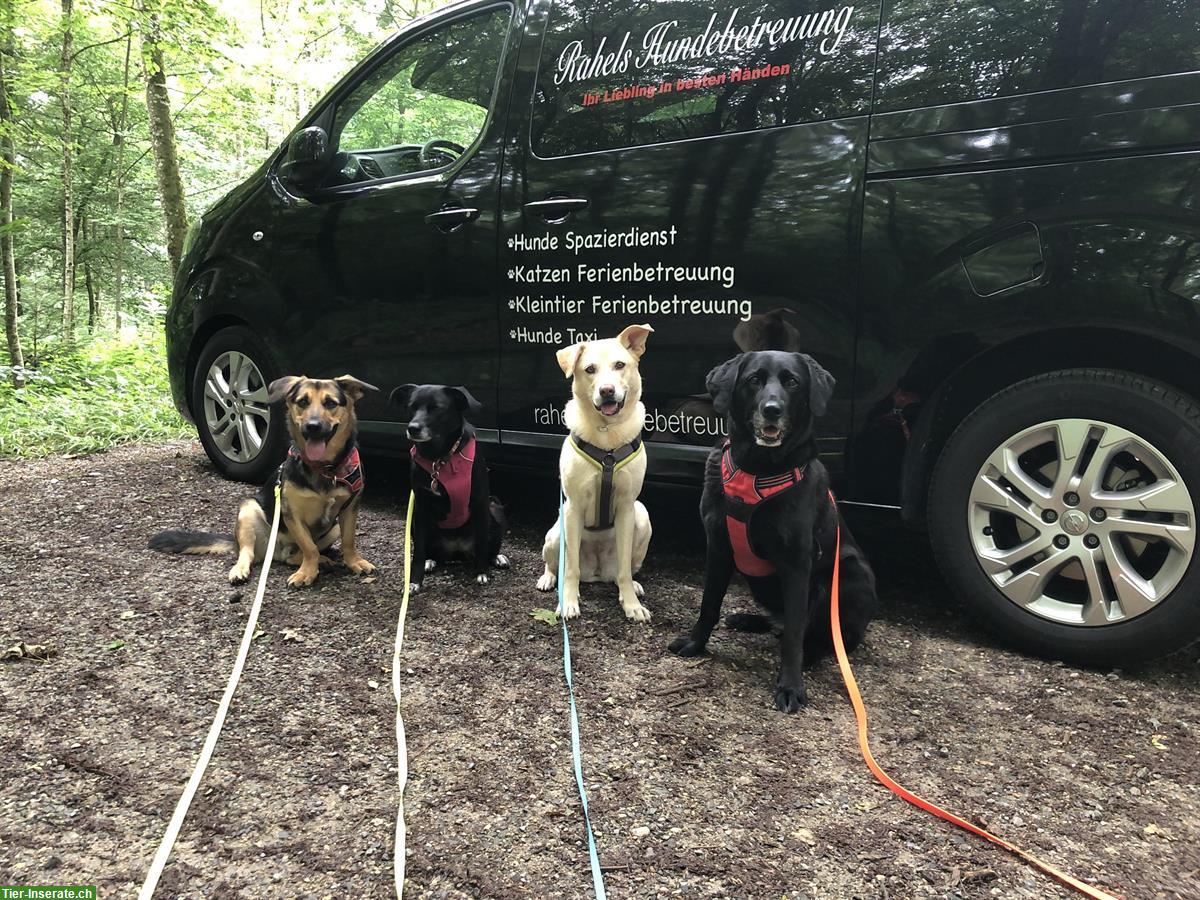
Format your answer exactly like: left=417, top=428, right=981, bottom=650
left=798, top=354, right=835, bottom=417
left=389, top=383, right=418, bottom=410
left=267, top=375, right=304, bottom=404
left=617, top=323, right=654, bottom=358
left=556, top=342, right=585, bottom=379
left=334, top=374, right=378, bottom=403
left=447, top=386, right=484, bottom=418
left=705, top=354, right=745, bottom=417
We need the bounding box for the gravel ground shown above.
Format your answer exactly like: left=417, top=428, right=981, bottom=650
left=1, top=440, right=1197, bottom=899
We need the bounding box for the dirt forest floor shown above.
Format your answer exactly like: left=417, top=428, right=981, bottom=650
left=1, top=440, right=1198, bottom=900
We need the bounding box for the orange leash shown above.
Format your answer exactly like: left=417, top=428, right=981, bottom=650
left=828, top=498, right=1122, bottom=900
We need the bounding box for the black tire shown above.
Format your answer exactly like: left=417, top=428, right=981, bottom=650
left=928, top=369, right=1200, bottom=666
left=190, top=325, right=288, bottom=483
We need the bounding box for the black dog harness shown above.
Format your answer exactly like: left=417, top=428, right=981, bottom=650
left=569, top=434, right=643, bottom=531
left=721, top=439, right=806, bottom=576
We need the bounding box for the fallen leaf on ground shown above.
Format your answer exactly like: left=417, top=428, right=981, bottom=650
left=104, top=639, right=125, bottom=651
left=281, top=629, right=302, bottom=642
left=119, top=610, right=138, bottom=620
left=1151, top=734, right=1169, bottom=750
left=2, top=642, right=56, bottom=661
left=531, top=608, right=560, bottom=626
left=367, top=680, right=380, bottom=690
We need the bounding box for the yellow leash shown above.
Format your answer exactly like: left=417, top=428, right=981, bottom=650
left=392, top=489, right=415, bottom=898
left=139, top=483, right=283, bottom=899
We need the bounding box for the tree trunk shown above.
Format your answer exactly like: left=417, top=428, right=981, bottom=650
left=113, top=31, right=131, bottom=331
left=142, top=14, right=188, bottom=278
left=83, top=213, right=97, bottom=332
left=59, top=0, right=75, bottom=347
left=0, top=0, right=23, bottom=385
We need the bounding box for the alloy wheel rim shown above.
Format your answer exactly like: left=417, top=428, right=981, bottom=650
left=201, top=351, right=271, bottom=464
left=968, top=418, right=1195, bottom=627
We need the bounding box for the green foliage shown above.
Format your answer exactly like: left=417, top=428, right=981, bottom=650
left=0, top=0, right=455, bottom=456
left=0, top=330, right=190, bottom=457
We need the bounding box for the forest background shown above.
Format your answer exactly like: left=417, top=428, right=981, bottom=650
left=0, top=0, right=442, bottom=456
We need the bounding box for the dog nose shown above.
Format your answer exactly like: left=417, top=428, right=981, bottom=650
left=303, top=419, right=324, bottom=436
left=406, top=423, right=422, bottom=439
left=761, top=400, right=783, bottom=420
left=599, top=384, right=616, bottom=398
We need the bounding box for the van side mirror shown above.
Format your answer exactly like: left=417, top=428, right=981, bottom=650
left=280, top=126, right=332, bottom=187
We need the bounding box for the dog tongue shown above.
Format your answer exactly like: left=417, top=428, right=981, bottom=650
left=600, top=401, right=620, bottom=416
left=304, top=439, right=327, bottom=462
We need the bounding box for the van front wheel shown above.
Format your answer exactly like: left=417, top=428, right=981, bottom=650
left=928, top=369, right=1200, bottom=666
left=190, top=326, right=287, bottom=483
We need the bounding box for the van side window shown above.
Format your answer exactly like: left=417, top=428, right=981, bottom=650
left=876, top=0, right=1200, bottom=112
left=330, top=6, right=511, bottom=180
left=531, top=0, right=876, bottom=158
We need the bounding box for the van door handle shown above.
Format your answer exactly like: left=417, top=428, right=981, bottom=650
left=425, top=205, right=480, bottom=231
left=524, top=196, right=589, bottom=221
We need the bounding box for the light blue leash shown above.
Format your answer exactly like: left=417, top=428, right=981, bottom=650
left=557, top=487, right=608, bottom=900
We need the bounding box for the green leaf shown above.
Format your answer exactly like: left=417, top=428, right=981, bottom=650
left=105, top=639, right=125, bottom=651
left=530, top=608, right=560, bottom=626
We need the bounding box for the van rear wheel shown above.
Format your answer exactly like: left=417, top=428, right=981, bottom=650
left=191, top=326, right=286, bottom=483
left=928, top=369, right=1200, bottom=666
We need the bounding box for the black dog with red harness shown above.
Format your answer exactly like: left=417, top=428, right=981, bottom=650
left=390, top=383, right=508, bottom=592
left=669, top=350, right=878, bottom=712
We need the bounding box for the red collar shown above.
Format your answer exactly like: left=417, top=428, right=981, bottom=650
left=721, top=440, right=806, bottom=505
left=288, top=444, right=364, bottom=495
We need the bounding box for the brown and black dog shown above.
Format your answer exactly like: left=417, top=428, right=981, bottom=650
left=150, top=374, right=378, bottom=588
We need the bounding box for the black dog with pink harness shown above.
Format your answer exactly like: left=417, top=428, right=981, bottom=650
left=670, top=350, right=878, bottom=713
left=391, top=383, right=508, bottom=591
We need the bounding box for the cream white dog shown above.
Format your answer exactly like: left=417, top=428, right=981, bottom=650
left=537, top=324, right=654, bottom=622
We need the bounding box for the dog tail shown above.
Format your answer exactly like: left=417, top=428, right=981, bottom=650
left=148, top=530, right=236, bottom=555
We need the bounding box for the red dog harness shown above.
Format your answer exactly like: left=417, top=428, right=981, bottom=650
left=721, top=439, right=807, bottom=577
left=289, top=444, right=364, bottom=496
left=411, top=436, right=476, bottom=530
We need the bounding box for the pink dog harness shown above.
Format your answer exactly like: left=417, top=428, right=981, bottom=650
left=411, top=436, right=476, bottom=529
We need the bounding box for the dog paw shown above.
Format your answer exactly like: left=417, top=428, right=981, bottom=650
left=632, top=580, right=645, bottom=598
left=558, top=597, right=581, bottom=619
left=408, top=581, right=422, bottom=596
left=345, top=556, right=377, bottom=576
left=287, top=567, right=318, bottom=588
left=493, top=554, right=510, bottom=568
left=622, top=601, right=652, bottom=623
left=536, top=571, right=556, bottom=592
left=424, top=559, right=437, bottom=573
left=475, top=573, right=490, bottom=585
left=228, top=563, right=250, bottom=585
left=774, top=682, right=808, bottom=713
left=668, top=636, right=706, bottom=657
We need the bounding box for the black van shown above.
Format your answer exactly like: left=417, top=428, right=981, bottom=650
left=166, top=0, right=1200, bottom=665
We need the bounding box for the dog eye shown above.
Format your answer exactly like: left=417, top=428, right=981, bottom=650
left=296, top=397, right=310, bottom=409
left=585, top=364, right=597, bottom=375
left=613, top=361, right=626, bottom=370
left=323, top=397, right=339, bottom=410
